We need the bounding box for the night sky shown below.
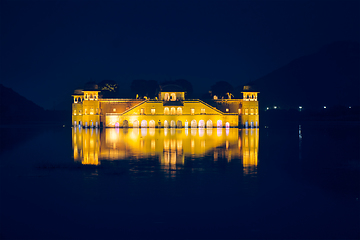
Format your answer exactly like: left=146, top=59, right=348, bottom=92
left=1, top=0, right=359, bottom=109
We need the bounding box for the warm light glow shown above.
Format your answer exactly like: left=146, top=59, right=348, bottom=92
left=226, top=108, right=229, bottom=112
left=323, top=106, right=326, bottom=109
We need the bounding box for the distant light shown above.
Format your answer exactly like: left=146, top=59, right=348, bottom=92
left=349, top=106, right=352, bottom=108
left=113, top=108, right=116, bottom=112
left=226, top=108, right=229, bottom=112
left=266, top=107, right=269, bottom=110
left=299, top=106, right=302, bottom=109
left=274, top=106, right=277, bottom=109
left=323, top=106, right=326, bottom=109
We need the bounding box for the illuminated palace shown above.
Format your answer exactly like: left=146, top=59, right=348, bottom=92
left=72, top=84, right=259, bottom=128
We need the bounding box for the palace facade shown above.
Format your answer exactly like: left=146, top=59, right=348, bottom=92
left=72, top=84, right=259, bottom=128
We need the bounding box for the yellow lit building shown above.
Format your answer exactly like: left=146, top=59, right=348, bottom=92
left=72, top=84, right=259, bottom=128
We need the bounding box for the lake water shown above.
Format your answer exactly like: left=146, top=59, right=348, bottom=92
left=0, top=123, right=359, bottom=239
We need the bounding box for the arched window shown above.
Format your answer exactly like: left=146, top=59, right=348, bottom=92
left=164, top=107, right=169, bottom=115
left=171, top=93, right=176, bottom=101
left=123, top=120, right=129, bottom=128
left=177, top=120, right=182, bottom=128
left=225, top=122, right=230, bottom=128
left=177, top=107, right=182, bottom=115
left=149, top=120, right=155, bottom=128
left=133, top=120, right=139, bottom=128
left=206, top=120, right=213, bottom=128
left=164, top=93, right=169, bottom=101
left=164, top=120, right=169, bottom=128
left=170, top=120, right=176, bottom=128
left=191, top=120, right=197, bottom=128
left=141, top=120, right=147, bottom=128
left=171, top=107, right=176, bottom=115
left=198, top=120, right=205, bottom=128
left=217, top=120, right=222, bottom=128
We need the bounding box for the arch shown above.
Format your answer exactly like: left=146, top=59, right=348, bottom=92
left=79, top=121, right=82, bottom=127
left=133, top=120, right=139, bottom=128
left=141, top=120, right=147, bottom=128
left=164, top=107, right=169, bottom=115
left=123, top=120, right=129, bottom=128
left=171, top=107, right=176, bottom=115
left=225, top=122, right=230, bottom=128
left=245, top=121, right=248, bottom=128
left=185, top=121, right=188, bottom=128
left=177, top=107, right=182, bottom=115
left=115, top=122, right=119, bottom=128
left=95, top=122, right=98, bottom=128
left=149, top=120, right=155, bottom=128
left=191, top=120, right=197, bottom=128
left=164, top=93, right=169, bottom=101
left=170, top=93, right=176, bottom=101
left=217, top=120, right=222, bottom=128
left=90, top=94, right=93, bottom=99
left=74, top=121, right=77, bottom=126
left=198, top=120, right=205, bottom=128
left=85, top=122, right=88, bottom=128
left=250, top=121, right=254, bottom=128
left=177, top=120, right=182, bottom=128
left=170, top=120, right=176, bottom=128
left=206, top=120, right=213, bottom=128
left=91, top=121, right=94, bottom=128
left=164, top=120, right=169, bottom=128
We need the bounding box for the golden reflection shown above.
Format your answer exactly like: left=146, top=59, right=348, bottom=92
left=72, top=128, right=259, bottom=175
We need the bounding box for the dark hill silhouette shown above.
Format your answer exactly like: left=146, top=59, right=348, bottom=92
left=244, top=41, right=360, bottom=110
left=0, top=84, right=45, bottom=123
left=0, top=84, right=70, bottom=124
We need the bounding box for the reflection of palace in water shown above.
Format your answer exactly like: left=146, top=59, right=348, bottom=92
left=72, top=128, right=259, bottom=173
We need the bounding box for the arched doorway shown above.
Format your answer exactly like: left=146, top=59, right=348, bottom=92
left=164, top=93, right=169, bottom=101
left=245, top=121, right=248, bottom=128
left=133, top=120, right=139, bottom=128
left=217, top=120, right=222, bottom=128
left=250, top=121, right=254, bottom=128
left=185, top=121, right=188, bottom=128
left=206, top=120, right=213, bottom=128
left=91, top=121, right=94, bottom=128
left=177, top=120, right=182, bottom=128
left=149, top=120, right=155, bottom=128
left=191, top=120, right=197, bottom=128
left=164, top=120, right=169, bottom=128
left=123, top=120, right=129, bottom=128
left=198, top=120, right=205, bottom=128
left=225, top=122, right=230, bottom=128
left=85, top=122, right=88, bottom=128
left=95, top=122, right=98, bottom=128
left=141, top=120, right=147, bottom=128
left=74, top=121, right=77, bottom=126
left=170, top=120, right=176, bottom=128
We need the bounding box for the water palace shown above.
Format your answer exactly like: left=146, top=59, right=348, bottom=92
left=72, top=84, right=259, bottom=128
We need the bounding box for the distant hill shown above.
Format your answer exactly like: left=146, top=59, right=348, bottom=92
left=0, top=84, right=70, bottom=124
left=244, top=41, right=360, bottom=110
left=0, top=84, right=46, bottom=124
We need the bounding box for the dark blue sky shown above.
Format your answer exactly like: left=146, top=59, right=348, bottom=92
left=1, top=0, right=359, bottom=109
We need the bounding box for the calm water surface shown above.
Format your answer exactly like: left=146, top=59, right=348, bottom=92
left=0, top=123, right=359, bottom=239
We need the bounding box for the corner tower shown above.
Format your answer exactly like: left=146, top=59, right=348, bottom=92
left=241, top=86, right=259, bottom=128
